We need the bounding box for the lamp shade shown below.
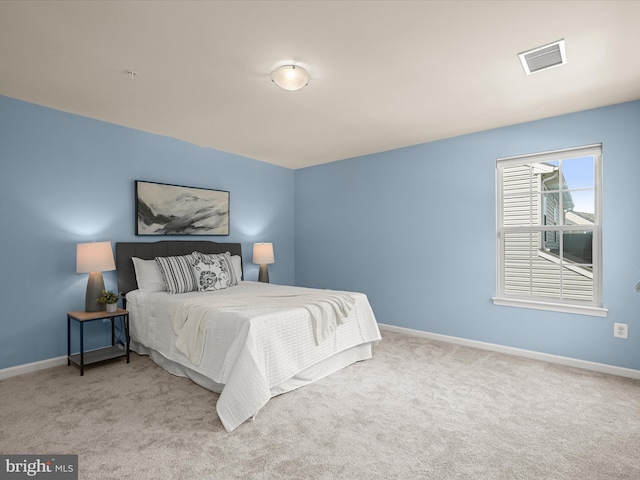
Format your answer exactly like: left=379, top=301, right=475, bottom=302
left=253, top=243, right=275, bottom=265
left=271, top=65, right=310, bottom=91
left=76, top=241, right=116, bottom=273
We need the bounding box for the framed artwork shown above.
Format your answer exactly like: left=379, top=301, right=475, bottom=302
left=135, top=180, right=229, bottom=235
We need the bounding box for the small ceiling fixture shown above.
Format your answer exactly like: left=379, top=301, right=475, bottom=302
left=518, top=39, right=566, bottom=75
left=125, top=69, right=137, bottom=79
left=271, top=65, right=310, bottom=91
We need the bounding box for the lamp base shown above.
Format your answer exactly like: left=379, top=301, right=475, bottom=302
left=258, top=264, right=270, bottom=283
left=85, top=272, right=106, bottom=312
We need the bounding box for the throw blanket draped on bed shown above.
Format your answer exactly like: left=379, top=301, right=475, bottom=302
left=170, top=291, right=357, bottom=365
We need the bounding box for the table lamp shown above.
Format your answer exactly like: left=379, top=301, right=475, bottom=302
left=253, top=243, right=275, bottom=283
left=76, top=241, right=116, bottom=312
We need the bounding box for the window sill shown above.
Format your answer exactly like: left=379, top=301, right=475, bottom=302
left=492, top=297, right=608, bottom=317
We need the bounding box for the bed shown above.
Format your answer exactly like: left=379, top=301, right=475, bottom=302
left=115, top=240, right=381, bottom=431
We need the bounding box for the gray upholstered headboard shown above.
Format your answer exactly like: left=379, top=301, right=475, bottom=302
left=115, top=240, right=243, bottom=296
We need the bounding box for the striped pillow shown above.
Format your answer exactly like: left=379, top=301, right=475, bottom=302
left=155, top=254, right=198, bottom=294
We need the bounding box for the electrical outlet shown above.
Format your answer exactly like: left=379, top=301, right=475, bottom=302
left=613, top=323, right=628, bottom=339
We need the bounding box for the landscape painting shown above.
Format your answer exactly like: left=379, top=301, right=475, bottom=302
left=135, top=180, right=229, bottom=235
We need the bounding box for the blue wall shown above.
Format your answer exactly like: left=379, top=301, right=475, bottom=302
left=295, top=100, right=640, bottom=371
left=3, top=95, right=639, bottom=373
left=0, top=96, right=295, bottom=370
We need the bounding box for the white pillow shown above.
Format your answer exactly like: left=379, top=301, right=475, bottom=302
left=230, top=255, right=243, bottom=281
left=132, top=257, right=166, bottom=292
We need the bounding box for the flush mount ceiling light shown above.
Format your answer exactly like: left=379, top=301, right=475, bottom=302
left=271, top=65, right=310, bottom=91
left=518, top=39, right=566, bottom=75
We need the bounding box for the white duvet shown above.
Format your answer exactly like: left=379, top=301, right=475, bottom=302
left=126, top=281, right=381, bottom=431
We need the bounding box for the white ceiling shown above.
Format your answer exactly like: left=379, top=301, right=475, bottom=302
left=1, top=1, right=639, bottom=169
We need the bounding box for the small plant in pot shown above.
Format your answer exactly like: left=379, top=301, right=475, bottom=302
left=97, top=290, right=119, bottom=312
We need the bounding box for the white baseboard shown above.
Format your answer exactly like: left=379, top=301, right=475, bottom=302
left=378, top=323, right=640, bottom=380
left=0, top=356, right=67, bottom=381
left=4, top=326, right=639, bottom=382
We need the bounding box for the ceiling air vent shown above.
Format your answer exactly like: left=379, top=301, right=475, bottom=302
left=518, top=39, right=566, bottom=75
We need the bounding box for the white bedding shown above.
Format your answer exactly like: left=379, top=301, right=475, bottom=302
left=125, top=281, right=381, bottom=431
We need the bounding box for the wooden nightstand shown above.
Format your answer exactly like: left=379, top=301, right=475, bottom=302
left=67, top=309, right=130, bottom=375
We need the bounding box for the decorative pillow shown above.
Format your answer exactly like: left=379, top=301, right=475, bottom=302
left=191, top=252, right=238, bottom=291
left=155, top=254, right=198, bottom=294
left=132, top=257, right=166, bottom=292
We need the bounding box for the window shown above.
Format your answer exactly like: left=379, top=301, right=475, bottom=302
left=493, top=144, right=607, bottom=317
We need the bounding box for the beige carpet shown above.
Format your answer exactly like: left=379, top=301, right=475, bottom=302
left=1, top=330, right=639, bottom=480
